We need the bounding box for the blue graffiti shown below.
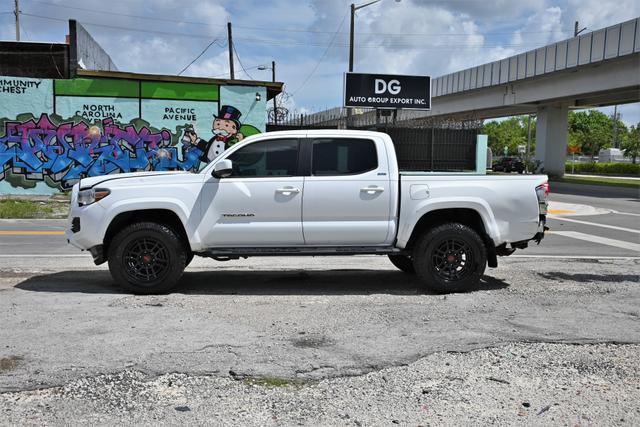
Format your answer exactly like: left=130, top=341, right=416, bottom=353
left=0, top=114, right=203, bottom=188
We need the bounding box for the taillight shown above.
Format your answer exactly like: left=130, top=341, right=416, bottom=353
left=541, top=182, right=550, bottom=196
left=535, top=182, right=549, bottom=215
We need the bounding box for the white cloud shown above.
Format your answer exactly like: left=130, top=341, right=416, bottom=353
left=567, top=0, right=640, bottom=30
left=512, top=6, right=566, bottom=46
left=184, top=50, right=230, bottom=77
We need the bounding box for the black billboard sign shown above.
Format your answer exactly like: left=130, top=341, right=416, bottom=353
left=344, top=72, right=431, bottom=110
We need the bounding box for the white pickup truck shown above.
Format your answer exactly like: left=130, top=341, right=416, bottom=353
left=66, top=130, right=548, bottom=294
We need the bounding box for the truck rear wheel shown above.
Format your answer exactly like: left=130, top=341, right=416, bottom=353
left=108, top=222, right=187, bottom=294
left=388, top=254, right=415, bottom=274
left=413, top=223, right=486, bottom=293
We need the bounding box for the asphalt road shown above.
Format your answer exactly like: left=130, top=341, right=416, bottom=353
left=0, top=182, right=638, bottom=424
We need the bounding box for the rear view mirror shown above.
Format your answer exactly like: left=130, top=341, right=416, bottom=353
left=212, top=159, right=233, bottom=178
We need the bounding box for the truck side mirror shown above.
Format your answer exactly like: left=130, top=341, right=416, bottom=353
left=212, top=159, right=233, bottom=178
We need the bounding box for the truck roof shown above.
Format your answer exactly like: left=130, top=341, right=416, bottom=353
left=255, top=129, right=389, bottom=138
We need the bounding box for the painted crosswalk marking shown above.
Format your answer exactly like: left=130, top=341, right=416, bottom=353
left=552, top=231, right=640, bottom=252
left=548, top=216, right=640, bottom=234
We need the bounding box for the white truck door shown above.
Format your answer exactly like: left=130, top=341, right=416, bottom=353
left=302, top=136, right=393, bottom=246
left=200, top=138, right=304, bottom=247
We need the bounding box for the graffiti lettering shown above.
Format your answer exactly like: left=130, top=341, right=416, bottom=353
left=0, top=114, right=203, bottom=189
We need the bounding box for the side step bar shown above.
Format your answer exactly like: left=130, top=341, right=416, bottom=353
left=198, top=246, right=403, bottom=257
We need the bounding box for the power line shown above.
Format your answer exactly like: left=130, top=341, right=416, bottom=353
left=21, top=13, right=217, bottom=39
left=177, top=38, right=226, bottom=76
left=291, top=12, right=347, bottom=96
left=210, top=64, right=263, bottom=78
left=28, top=0, right=220, bottom=27
left=232, top=43, right=254, bottom=80
left=232, top=35, right=547, bottom=49
left=232, top=24, right=570, bottom=37
left=22, top=1, right=572, bottom=37
left=19, top=13, right=565, bottom=51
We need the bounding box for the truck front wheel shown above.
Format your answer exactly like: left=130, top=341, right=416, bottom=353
left=108, top=222, right=187, bottom=294
left=413, top=223, right=487, bottom=293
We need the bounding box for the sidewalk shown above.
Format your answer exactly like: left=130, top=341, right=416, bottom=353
left=565, top=173, right=640, bottom=180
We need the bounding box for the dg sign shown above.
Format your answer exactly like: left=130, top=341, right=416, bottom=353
left=344, top=73, right=431, bottom=110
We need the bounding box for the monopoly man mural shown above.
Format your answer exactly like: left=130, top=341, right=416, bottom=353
left=183, top=105, right=245, bottom=163
left=0, top=76, right=266, bottom=195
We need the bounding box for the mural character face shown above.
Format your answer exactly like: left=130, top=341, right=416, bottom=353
left=212, top=118, right=237, bottom=137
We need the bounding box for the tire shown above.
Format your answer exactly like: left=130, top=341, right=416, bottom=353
left=108, top=222, right=187, bottom=294
left=412, top=223, right=487, bottom=294
left=388, top=254, right=415, bottom=274
left=185, top=251, right=194, bottom=267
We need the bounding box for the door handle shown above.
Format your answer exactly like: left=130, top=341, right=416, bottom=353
left=361, top=186, right=385, bottom=194
left=276, top=187, right=301, bottom=195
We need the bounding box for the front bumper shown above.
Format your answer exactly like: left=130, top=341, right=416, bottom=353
left=65, top=196, right=107, bottom=252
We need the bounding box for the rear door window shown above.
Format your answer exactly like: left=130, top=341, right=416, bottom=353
left=311, top=138, right=377, bottom=176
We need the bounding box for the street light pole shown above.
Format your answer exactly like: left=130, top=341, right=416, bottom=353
left=349, top=3, right=356, bottom=73
left=346, top=0, right=382, bottom=127
left=271, top=61, right=277, bottom=125
left=259, top=62, right=278, bottom=125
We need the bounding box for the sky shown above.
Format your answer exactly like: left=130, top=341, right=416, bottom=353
left=1, top=0, right=639, bottom=125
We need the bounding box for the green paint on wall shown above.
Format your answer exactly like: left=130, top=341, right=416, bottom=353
left=54, top=78, right=139, bottom=98
left=141, top=81, right=219, bottom=101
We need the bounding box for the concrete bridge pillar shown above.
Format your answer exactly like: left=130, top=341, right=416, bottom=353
left=534, top=104, right=568, bottom=177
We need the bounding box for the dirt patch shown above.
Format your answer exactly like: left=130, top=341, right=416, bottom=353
left=0, top=356, right=22, bottom=373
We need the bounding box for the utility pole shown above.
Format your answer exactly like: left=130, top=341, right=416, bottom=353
left=526, top=114, right=533, bottom=172
left=346, top=3, right=356, bottom=127
left=14, top=0, right=20, bottom=41
left=271, top=60, right=277, bottom=125
left=227, top=22, right=234, bottom=80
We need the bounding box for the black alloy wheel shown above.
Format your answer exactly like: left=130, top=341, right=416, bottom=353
left=431, top=238, right=474, bottom=281
left=108, top=222, right=187, bottom=294
left=413, top=222, right=487, bottom=293
left=122, top=237, right=170, bottom=282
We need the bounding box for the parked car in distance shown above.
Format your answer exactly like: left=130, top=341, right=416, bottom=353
left=493, top=156, right=525, bottom=173
left=66, top=130, right=548, bottom=295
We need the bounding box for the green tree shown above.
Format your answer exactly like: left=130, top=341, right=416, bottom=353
left=483, top=116, right=534, bottom=156
left=622, top=123, right=640, bottom=164
left=568, top=110, right=614, bottom=158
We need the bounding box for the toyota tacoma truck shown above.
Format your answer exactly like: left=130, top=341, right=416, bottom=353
left=66, top=130, right=548, bottom=294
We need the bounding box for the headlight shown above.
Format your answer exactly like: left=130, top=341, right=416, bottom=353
left=78, top=188, right=110, bottom=206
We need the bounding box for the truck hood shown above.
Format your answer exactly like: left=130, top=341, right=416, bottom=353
left=78, top=171, right=192, bottom=189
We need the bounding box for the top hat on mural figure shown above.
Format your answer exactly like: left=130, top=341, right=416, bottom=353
left=215, top=105, right=242, bottom=129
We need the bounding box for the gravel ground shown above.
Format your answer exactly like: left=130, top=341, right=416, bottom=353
left=1, top=256, right=639, bottom=425
left=1, top=342, right=639, bottom=425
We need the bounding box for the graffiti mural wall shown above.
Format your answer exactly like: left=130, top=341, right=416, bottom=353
left=0, top=75, right=267, bottom=194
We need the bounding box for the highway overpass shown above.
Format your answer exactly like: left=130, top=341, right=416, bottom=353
left=397, top=17, right=640, bottom=176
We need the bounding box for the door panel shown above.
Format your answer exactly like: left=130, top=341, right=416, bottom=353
left=200, top=137, right=304, bottom=247
left=201, top=178, right=304, bottom=247
left=302, top=137, right=392, bottom=245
